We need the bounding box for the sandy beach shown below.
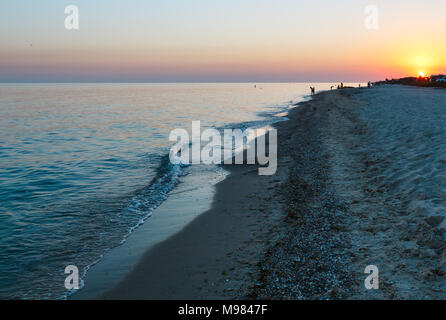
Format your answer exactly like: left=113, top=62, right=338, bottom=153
left=103, top=85, right=446, bottom=300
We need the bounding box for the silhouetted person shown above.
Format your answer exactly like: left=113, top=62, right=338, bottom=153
left=310, top=87, right=315, bottom=96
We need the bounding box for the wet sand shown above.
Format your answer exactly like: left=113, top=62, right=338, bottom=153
left=103, top=86, right=446, bottom=300
left=102, top=162, right=289, bottom=299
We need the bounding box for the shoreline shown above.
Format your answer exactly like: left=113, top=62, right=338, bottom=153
left=102, top=85, right=446, bottom=299
left=99, top=90, right=324, bottom=299
left=70, top=164, right=227, bottom=299
left=101, top=155, right=290, bottom=299
left=70, top=101, right=295, bottom=299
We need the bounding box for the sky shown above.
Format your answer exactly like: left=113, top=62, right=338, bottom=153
left=1, top=0, right=446, bottom=82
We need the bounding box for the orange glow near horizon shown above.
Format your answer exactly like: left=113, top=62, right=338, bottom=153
left=2, top=1, right=446, bottom=82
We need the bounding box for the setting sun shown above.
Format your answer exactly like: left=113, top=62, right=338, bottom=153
left=419, top=72, right=425, bottom=77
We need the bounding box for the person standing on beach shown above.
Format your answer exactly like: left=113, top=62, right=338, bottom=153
left=310, top=87, right=315, bottom=95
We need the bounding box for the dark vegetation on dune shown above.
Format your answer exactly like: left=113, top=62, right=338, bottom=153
left=374, top=75, right=446, bottom=88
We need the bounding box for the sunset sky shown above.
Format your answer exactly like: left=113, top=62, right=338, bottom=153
left=1, top=0, right=445, bottom=82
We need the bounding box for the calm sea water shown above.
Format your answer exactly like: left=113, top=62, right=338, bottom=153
left=0, top=83, right=341, bottom=299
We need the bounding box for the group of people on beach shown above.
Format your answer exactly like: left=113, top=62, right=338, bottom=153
left=312, top=81, right=372, bottom=95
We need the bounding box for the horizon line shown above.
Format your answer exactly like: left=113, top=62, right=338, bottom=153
left=0, top=80, right=369, bottom=84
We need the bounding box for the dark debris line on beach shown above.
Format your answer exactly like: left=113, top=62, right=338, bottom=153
left=249, top=94, right=355, bottom=299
